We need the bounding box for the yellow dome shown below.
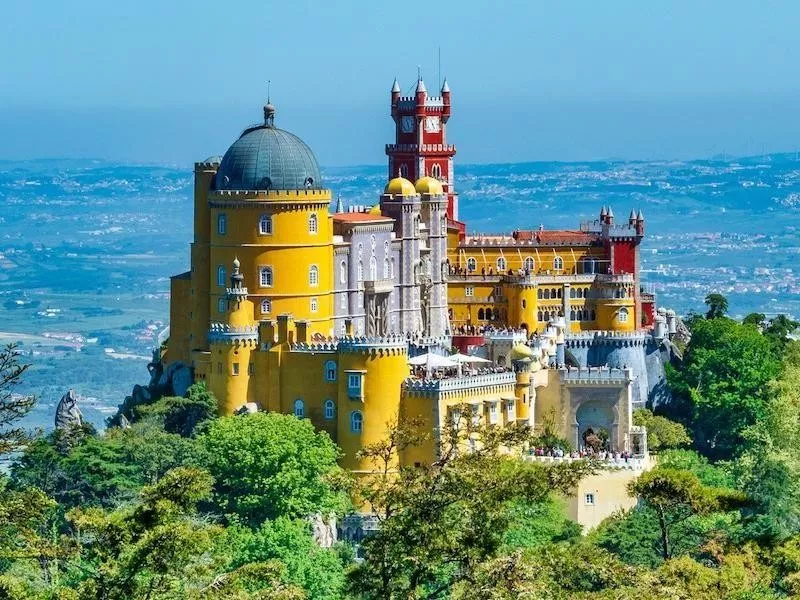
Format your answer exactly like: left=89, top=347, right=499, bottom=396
left=384, top=176, right=416, bottom=196
left=510, top=343, right=534, bottom=361
left=414, top=176, right=444, bottom=195
left=368, top=203, right=382, bottom=215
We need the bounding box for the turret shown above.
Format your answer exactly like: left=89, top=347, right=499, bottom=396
left=441, top=78, right=451, bottom=120
left=391, top=78, right=400, bottom=106
left=629, top=209, right=637, bottom=226
left=415, top=78, right=427, bottom=117
left=606, top=206, right=614, bottom=225
left=600, top=206, right=607, bottom=223
left=635, top=209, right=645, bottom=236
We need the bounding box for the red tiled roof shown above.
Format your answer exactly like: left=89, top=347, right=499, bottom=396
left=332, top=213, right=394, bottom=223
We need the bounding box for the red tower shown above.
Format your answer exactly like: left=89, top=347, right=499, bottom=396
left=387, top=77, right=462, bottom=231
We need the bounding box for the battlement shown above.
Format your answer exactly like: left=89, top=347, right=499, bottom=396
left=404, top=370, right=516, bottom=394
left=209, top=189, right=331, bottom=199
left=565, top=330, right=651, bottom=348
left=558, top=366, right=633, bottom=384
left=338, top=335, right=408, bottom=355
left=386, top=143, right=456, bottom=154
left=208, top=323, right=259, bottom=344
left=289, top=341, right=338, bottom=353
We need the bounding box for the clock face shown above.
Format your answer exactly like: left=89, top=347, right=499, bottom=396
left=424, top=116, right=441, bottom=133
left=401, top=116, right=415, bottom=133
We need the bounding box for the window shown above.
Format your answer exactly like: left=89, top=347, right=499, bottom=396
left=324, top=399, right=335, bottom=420
left=537, top=310, right=543, bottom=322
left=486, top=308, right=493, bottom=320
left=544, top=288, right=551, bottom=300
left=232, top=362, right=239, bottom=376
left=259, top=214, right=272, bottom=235
left=581, top=257, right=596, bottom=274
left=478, top=308, right=485, bottom=320
left=618, top=307, right=629, bottom=323
left=389, top=258, right=395, bottom=279
left=339, top=261, right=347, bottom=284
left=369, top=256, right=377, bottom=280
left=585, top=493, right=595, bottom=506
left=399, top=163, right=408, bottom=178
left=506, top=399, right=515, bottom=419
left=217, top=265, right=226, bottom=287
left=310, top=297, right=318, bottom=313
left=471, top=404, right=481, bottom=426
left=218, top=297, right=225, bottom=313
left=553, top=256, right=564, bottom=270
left=259, top=266, right=273, bottom=287
left=248, top=363, right=255, bottom=375
left=496, top=257, right=506, bottom=272
left=325, top=360, right=337, bottom=382
left=489, top=402, right=498, bottom=424
left=309, top=265, right=319, bottom=286
left=465, top=286, right=474, bottom=297
left=467, top=257, right=477, bottom=272
left=350, top=411, right=363, bottom=433
left=523, top=256, right=534, bottom=272
left=348, top=373, right=362, bottom=398
left=570, top=309, right=576, bottom=320
left=308, top=213, right=318, bottom=234
left=340, top=294, right=347, bottom=309
left=357, top=261, right=363, bottom=281
left=431, top=163, right=442, bottom=178
left=413, top=216, right=420, bottom=237
left=217, top=213, right=227, bottom=235
left=261, top=298, right=271, bottom=315
left=383, top=257, right=390, bottom=279
left=294, top=399, right=305, bottom=418
left=522, top=299, right=526, bottom=309
left=537, top=288, right=543, bottom=299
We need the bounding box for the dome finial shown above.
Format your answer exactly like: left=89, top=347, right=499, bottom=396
left=263, top=79, right=275, bottom=126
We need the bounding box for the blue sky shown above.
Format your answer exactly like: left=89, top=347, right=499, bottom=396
left=2, top=1, right=799, bottom=165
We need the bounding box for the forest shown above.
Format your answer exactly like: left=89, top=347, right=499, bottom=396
left=2, top=294, right=800, bottom=599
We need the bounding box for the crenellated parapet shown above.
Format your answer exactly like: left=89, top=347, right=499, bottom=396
left=289, top=342, right=338, bottom=353
left=208, top=322, right=259, bottom=345
left=558, top=366, right=633, bottom=385
left=565, top=330, right=651, bottom=348
left=337, top=334, right=408, bottom=355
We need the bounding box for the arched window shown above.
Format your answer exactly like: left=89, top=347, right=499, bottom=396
left=537, top=289, right=543, bottom=300
left=217, top=213, right=227, bottom=235
left=570, top=288, right=576, bottom=299
left=431, top=163, right=442, bottom=178
left=217, top=265, right=226, bottom=287
left=413, top=216, right=420, bottom=237
left=324, top=360, right=337, bottom=382
left=399, top=164, right=408, bottom=178
left=350, top=411, right=363, bottom=433
left=496, top=257, right=507, bottom=272
left=618, top=307, right=629, bottom=323
left=467, top=257, right=477, bottom=272
left=590, top=309, right=597, bottom=321
left=261, top=298, right=271, bottom=315
left=310, top=297, right=318, bottom=313
left=570, top=309, right=576, bottom=320
left=522, top=299, right=527, bottom=309
left=259, top=214, right=272, bottom=235
left=550, top=311, right=558, bottom=321
left=294, top=399, right=304, bottom=418
left=581, top=257, right=596, bottom=274
left=537, top=310, right=543, bottom=322
left=259, top=266, right=273, bottom=287
left=486, top=308, right=493, bottom=320
left=478, top=308, right=485, bottom=320
left=324, top=399, right=335, bottom=420
left=383, top=257, right=390, bottom=279
left=340, top=261, right=347, bottom=284
left=583, top=309, right=590, bottom=320
left=523, top=257, right=535, bottom=272
left=575, top=310, right=582, bottom=321
left=217, top=297, right=225, bottom=314
left=544, top=289, right=551, bottom=300
left=556, top=288, right=562, bottom=299
left=357, top=261, right=363, bottom=281
left=309, top=265, right=319, bottom=287
left=553, top=256, right=564, bottom=270
left=369, top=256, right=377, bottom=280
left=308, top=213, right=318, bottom=234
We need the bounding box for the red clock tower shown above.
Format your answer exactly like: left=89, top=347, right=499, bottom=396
left=387, top=77, right=463, bottom=233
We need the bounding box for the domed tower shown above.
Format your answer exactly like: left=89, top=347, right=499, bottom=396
left=208, top=102, right=334, bottom=340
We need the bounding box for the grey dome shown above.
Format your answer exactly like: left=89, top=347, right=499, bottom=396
left=216, top=124, right=322, bottom=191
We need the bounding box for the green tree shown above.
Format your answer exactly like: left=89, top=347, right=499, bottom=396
left=632, top=409, right=691, bottom=452
left=667, top=317, right=781, bottom=459
left=743, top=313, right=767, bottom=329
left=222, top=517, right=347, bottom=600
left=764, top=314, right=799, bottom=350
left=346, top=418, right=595, bottom=599
left=199, top=413, right=345, bottom=525
left=501, top=496, right=582, bottom=550
left=629, top=468, right=746, bottom=561
left=704, top=293, right=729, bottom=320
left=0, top=343, right=37, bottom=457
left=139, top=382, right=218, bottom=437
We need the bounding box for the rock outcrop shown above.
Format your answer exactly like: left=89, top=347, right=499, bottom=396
left=55, top=389, right=83, bottom=431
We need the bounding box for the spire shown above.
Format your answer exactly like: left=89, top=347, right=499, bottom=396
left=335, top=195, right=344, bottom=213
left=416, top=77, right=426, bottom=94
left=600, top=206, right=607, bottom=218
left=441, top=78, right=450, bottom=93
left=227, top=257, right=248, bottom=306
left=391, top=78, right=400, bottom=93
left=607, top=206, right=614, bottom=219
left=263, top=102, right=276, bottom=127
left=629, top=209, right=636, bottom=221
left=637, top=209, right=644, bottom=220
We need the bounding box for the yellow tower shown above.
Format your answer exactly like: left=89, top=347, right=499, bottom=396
left=207, top=258, right=258, bottom=414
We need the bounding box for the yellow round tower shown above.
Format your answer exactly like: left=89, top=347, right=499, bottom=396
left=207, top=258, right=259, bottom=414
left=596, top=282, right=636, bottom=332
left=207, top=103, right=334, bottom=338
